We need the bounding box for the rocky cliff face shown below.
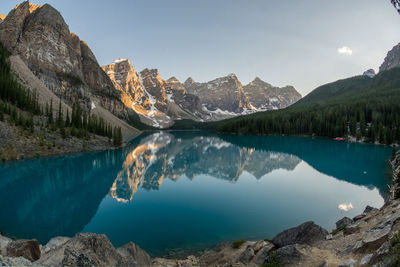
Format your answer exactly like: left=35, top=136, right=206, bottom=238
left=185, top=74, right=254, bottom=114
left=243, top=78, right=302, bottom=110
left=0, top=2, right=136, bottom=126
left=379, top=43, right=400, bottom=72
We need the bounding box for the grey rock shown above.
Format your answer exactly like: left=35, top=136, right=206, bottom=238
left=272, top=221, right=329, bottom=247
left=6, top=239, right=41, bottom=262
left=116, top=242, right=151, bottom=267
left=364, top=205, right=378, bottom=213
left=352, top=225, right=390, bottom=253
left=336, top=217, right=352, bottom=229
left=264, top=244, right=304, bottom=266
left=380, top=43, right=400, bottom=72
left=252, top=242, right=275, bottom=265
left=251, top=240, right=267, bottom=253
left=37, top=233, right=139, bottom=267
left=237, top=245, right=254, bottom=264
left=0, top=254, right=33, bottom=266
left=326, top=234, right=333, bottom=240
left=0, top=235, right=12, bottom=255
left=43, top=236, right=70, bottom=253
left=338, top=258, right=357, bottom=267
left=360, top=253, right=373, bottom=265
left=363, top=69, right=376, bottom=78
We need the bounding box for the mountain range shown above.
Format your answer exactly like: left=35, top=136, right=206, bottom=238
left=0, top=2, right=302, bottom=130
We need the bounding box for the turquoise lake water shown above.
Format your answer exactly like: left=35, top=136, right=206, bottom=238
left=0, top=132, right=393, bottom=257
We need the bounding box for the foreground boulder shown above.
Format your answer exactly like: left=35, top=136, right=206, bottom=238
left=0, top=254, right=33, bottom=266
left=117, top=242, right=152, bottom=267
left=6, top=239, right=41, bottom=262
left=37, top=233, right=150, bottom=267
left=272, top=221, right=328, bottom=247
left=0, top=234, right=12, bottom=255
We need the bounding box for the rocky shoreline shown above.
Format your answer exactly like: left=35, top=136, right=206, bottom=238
left=1, top=152, right=400, bottom=266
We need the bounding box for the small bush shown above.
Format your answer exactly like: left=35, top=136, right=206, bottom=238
left=387, top=231, right=400, bottom=265
left=331, top=224, right=347, bottom=235
left=261, top=254, right=282, bottom=267
left=232, top=239, right=246, bottom=249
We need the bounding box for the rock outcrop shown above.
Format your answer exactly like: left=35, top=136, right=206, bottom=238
left=272, top=221, right=329, bottom=247
left=379, top=42, right=400, bottom=72
left=36, top=233, right=150, bottom=266
left=243, top=77, right=302, bottom=110
left=363, top=69, right=376, bottom=78
left=6, top=240, right=41, bottom=262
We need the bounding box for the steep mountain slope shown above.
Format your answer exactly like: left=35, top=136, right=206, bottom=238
left=0, top=2, right=141, bottom=132
left=380, top=43, right=400, bottom=72
left=243, top=77, right=301, bottom=110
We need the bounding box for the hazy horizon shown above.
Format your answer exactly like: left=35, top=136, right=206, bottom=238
left=0, top=0, right=399, bottom=96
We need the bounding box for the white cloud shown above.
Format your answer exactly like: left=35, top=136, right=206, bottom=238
left=338, top=46, right=353, bottom=55
left=338, top=202, right=353, bottom=211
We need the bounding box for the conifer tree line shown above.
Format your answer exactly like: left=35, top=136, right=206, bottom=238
left=0, top=42, right=123, bottom=147
left=217, top=67, right=400, bottom=145
left=217, top=101, right=400, bottom=145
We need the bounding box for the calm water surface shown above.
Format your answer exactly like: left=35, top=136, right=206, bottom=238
left=0, top=132, right=392, bottom=256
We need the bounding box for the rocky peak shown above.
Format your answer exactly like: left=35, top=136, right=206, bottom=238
left=184, top=77, right=195, bottom=87
left=250, top=77, right=273, bottom=87
left=102, top=58, right=147, bottom=111
left=185, top=73, right=253, bottom=113
left=165, top=77, right=186, bottom=94
left=102, top=58, right=142, bottom=95
left=363, top=69, right=376, bottom=78
left=379, top=43, right=400, bottom=72
left=244, top=77, right=301, bottom=110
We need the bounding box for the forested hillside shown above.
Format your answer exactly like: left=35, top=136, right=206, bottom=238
left=0, top=42, right=123, bottom=160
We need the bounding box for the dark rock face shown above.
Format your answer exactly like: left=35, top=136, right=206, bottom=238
left=6, top=239, right=41, bottom=262
left=264, top=244, right=304, bottom=266
left=379, top=43, right=400, bottom=72
left=364, top=205, right=378, bottom=213
left=336, top=217, right=353, bottom=229
left=272, top=221, right=328, bottom=247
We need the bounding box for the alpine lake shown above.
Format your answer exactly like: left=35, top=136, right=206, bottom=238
left=0, top=131, right=393, bottom=257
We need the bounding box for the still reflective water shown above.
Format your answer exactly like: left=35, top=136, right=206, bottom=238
left=0, top=131, right=392, bottom=256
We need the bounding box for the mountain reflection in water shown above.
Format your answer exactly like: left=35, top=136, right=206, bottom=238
left=110, top=132, right=302, bottom=203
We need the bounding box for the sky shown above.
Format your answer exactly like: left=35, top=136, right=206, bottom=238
left=0, top=0, right=399, bottom=96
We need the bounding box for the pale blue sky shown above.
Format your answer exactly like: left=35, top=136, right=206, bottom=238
left=1, top=0, right=399, bottom=95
